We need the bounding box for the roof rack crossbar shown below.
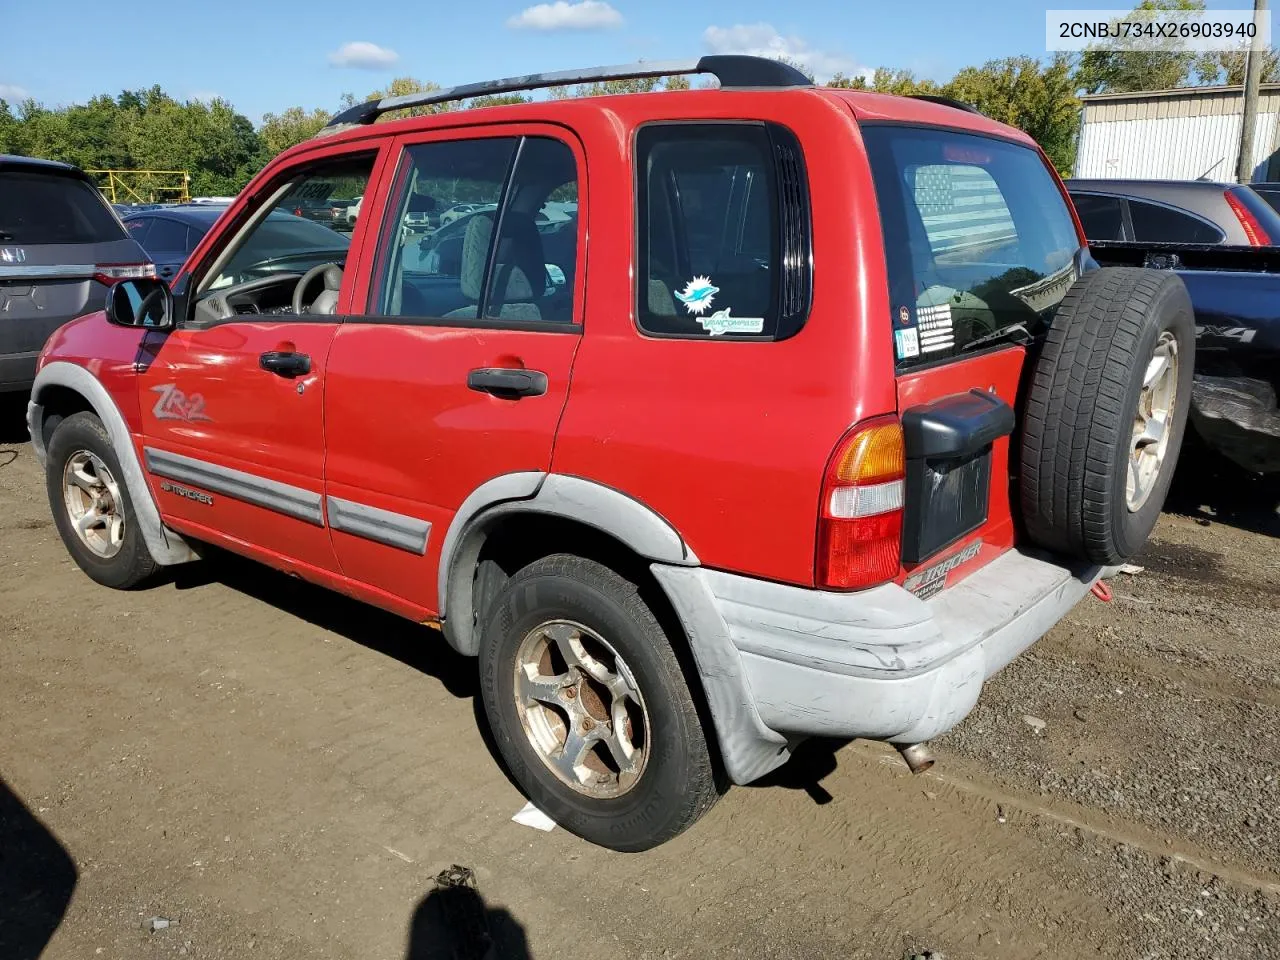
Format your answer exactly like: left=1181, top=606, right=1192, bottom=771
left=909, top=95, right=982, bottom=115
left=322, top=55, right=812, bottom=130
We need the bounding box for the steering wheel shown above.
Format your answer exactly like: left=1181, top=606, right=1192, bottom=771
left=292, top=262, right=343, bottom=316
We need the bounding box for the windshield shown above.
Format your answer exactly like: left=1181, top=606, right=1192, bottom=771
left=862, top=125, right=1081, bottom=366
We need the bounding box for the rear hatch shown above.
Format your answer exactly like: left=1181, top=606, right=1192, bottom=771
left=0, top=161, right=152, bottom=362
left=860, top=124, right=1083, bottom=596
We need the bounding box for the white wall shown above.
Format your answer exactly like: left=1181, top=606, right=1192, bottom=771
left=1075, top=111, right=1279, bottom=181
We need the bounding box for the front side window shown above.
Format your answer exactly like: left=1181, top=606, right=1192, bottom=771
left=372, top=136, right=579, bottom=324
left=204, top=156, right=372, bottom=291
left=863, top=125, right=1081, bottom=366
left=637, top=124, right=809, bottom=340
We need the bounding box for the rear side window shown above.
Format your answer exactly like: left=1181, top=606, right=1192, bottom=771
left=863, top=126, right=1080, bottom=366
left=0, top=171, right=126, bottom=244
left=146, top=218, right=189, bottom=253
left=636, top=123, right=811, bottom=340
left=1071, top=192, right=1126, bottom=241
left=1127, top=199, right=1223, bottom=244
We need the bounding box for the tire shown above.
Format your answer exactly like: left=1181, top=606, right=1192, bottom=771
left=45, top=411, right=160, bottom=589
left=1020, top=267, right=1195, bottom=564
left=478, top=554, right=720, bottom=851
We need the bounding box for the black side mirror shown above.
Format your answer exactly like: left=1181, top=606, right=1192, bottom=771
left=104, top=277, right=175, bottom=330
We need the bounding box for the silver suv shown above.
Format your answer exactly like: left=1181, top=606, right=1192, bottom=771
left=0, top=155, right=153, bottom=392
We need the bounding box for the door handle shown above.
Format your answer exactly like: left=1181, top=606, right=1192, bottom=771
left=260, top=351, right=312, bottom=377
left=467, top=367, right=548, bottom=399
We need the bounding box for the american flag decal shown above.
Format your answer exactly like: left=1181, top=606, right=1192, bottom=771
left=917, top=302, right=954, bottom=353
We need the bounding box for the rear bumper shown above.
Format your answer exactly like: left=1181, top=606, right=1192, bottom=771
left=655, top=549, right=1111, bottom=784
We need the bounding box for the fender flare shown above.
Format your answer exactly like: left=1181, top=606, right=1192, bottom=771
left=29, top=361, right=198, bottom=566
left=438, top=473, right=698, bottom=655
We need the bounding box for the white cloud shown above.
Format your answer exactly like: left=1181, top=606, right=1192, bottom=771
left=327, top=41, right=400, bottom=70
left=507, top=0, right=623, bottom=31
left=702, top=23, right=868, bottom=83
left=0, top=83, right=29, bottom=102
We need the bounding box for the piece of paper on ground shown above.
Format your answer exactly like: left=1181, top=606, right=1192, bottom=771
left=511, top=801, right=557, bottom=832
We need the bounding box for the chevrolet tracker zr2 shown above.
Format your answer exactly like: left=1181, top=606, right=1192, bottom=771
left=28, top=56, right=1194, bottom=851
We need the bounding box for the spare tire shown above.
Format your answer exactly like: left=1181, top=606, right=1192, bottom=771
left=1020, top=267, right=1194, bottom=564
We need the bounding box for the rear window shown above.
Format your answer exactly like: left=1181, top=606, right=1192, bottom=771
left=0, top=170, right=126, bottom=244
left=1227, top=185, right=1280, bottom=239
left=862, top=126, right=1080, bottom=366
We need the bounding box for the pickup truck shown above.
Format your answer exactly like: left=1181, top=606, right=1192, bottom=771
left=1090, top=241, right=1280, bottom=474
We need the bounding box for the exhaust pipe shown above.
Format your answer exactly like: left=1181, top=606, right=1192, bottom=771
left=896, top=742, right=935, bottom=774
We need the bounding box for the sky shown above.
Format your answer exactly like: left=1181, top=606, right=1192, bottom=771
left=0, top=0, right=1263, bottom=123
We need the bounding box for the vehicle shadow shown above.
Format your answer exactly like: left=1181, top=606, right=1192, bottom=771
left=0, top=777, right=78, bottom=960
left=747, top=737, right=850, bottom=805
left=1167, top=435, right=1280, bottom=538
left=182, top=551, right=479, bottom=700
left=0, top=393, right=31, bottom=445
left=405, top=865, right=531, bottom=960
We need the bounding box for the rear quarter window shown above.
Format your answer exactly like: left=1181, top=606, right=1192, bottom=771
left=862, top=126, right=1080, bottom=367
left=0, top=171, right=126, bottom=244
left=636, top=123, right=811, bottom=340
left=1127, top=199, right=1224, bottom=244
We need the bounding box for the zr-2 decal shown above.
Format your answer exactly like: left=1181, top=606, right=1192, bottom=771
left=904, top=539, right=983, bottom=600
left=159, top=480, right=213, bottom=506
left=151, top=384, right=212, bottom=422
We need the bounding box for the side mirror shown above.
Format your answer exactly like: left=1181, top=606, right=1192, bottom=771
left=105, top=277, right=175, bottom=330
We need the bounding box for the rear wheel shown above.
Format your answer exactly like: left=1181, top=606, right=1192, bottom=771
left=478, top=554, right=720, bottom=851
left=45, top=411, right=160, bottom=589
left=1020, top=268, right=1195, bottom=563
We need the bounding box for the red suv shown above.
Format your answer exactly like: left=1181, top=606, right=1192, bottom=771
left=27, top=56, right=1194, bottom=851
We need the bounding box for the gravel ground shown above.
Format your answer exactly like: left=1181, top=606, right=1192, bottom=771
left=1, top=400, right=1278, bottom=960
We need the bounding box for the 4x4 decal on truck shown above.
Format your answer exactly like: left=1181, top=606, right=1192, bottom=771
left=151, top=384, right=212, bottom=423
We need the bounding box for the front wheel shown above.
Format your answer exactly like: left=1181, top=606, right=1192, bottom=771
left=45, top=411, right=160, bottom=589
left=478, top=555, right=720, bottom=851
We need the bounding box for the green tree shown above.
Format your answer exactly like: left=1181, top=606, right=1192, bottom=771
left=259, top=106, right=331, bottom=157
left=1075, top=0, right=1205, bottom=93
left=947, top=54, right=1080, bottom=171
left=1193, top=47, right=1280, bottom=85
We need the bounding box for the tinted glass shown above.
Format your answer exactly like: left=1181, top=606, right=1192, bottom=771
left=1227, top=185, right=1280, bottom=237
left=1071, top=192, right=1126, bottom=241
left=146, top=218, right=188, bottom=252
left=1127, top=199, right=1224, bottom=244
left=863, top=126, right=1080, bottom=366
left=637, top=124, right=778, bottom=339
left=1249, top=184, right=1280, bottom=215
left=207, top=156, right=371, bottom=290
left=125, top=217, right=152, bottom=244
left=0, top=171, right=126, bottom=244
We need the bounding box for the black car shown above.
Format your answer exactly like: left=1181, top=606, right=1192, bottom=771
left=123, top=205, right=352, bottom=282
left=0, top=155, right=153, bottom=393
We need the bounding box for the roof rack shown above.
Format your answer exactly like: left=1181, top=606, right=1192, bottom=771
left=909, top=95, right=982, bottom=115
left=321, top=55, right=812, bottom=131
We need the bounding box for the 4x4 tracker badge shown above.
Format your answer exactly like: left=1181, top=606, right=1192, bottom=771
left=904, top=539, right=983, bottom=600
left=159, top=480, right=213, bottom=506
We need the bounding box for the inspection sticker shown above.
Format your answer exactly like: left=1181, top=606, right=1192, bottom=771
left=894, top=326, right=921, bottom=359
left=917, top=302, right=955, bottom=353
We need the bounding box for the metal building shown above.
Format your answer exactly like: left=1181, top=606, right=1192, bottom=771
left=1074, top=83, right=1280, bottom=183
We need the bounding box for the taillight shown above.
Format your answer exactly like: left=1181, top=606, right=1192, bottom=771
left=1225, top=190, right=1271, bottom=246
left=817, top=418, right=906, bottom=590
left=93, top=263, right=156, bottom=285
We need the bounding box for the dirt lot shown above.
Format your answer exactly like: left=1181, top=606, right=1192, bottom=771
left=2, top=400, right=1278, bottom=960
